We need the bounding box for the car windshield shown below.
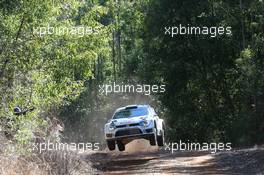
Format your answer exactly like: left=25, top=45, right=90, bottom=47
left=113, top=107, right=149, bottom=119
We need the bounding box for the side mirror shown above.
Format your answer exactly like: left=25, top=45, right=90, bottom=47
left=13, top=106, right=35, bottom=116
left=14, top=106, right=22, bottom=115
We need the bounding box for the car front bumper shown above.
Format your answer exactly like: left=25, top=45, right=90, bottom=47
left=106, top=132, right=155, bottom=141
left=105, top=126, right=155, bottom=141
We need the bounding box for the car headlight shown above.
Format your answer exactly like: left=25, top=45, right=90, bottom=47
left=139, top=121, right=145, bottom=126
left=109, top=122, right=116, bottom=130
left=139, top=119, right=152, bottom=127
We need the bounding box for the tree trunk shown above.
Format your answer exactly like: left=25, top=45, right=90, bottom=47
left=239, top=0, right=246, bottom=49
left=112, top=31, right=116, bottom=82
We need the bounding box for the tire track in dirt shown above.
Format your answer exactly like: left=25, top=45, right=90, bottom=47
left=82, top=140, right=264, bottom=175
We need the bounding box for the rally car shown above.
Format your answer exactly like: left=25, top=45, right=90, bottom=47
left=104, top=105, right=165, bottom=151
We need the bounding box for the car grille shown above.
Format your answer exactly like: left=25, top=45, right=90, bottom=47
left=116, top=125, right=126, bottom=128
left=129, top=123, right=140, bottom=127
left=115, top=128, right=142, bottom=137
left=116, top=123, right=140, bottom=128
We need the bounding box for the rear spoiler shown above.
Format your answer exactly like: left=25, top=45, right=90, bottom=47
left=125, top=105, right=138, bottom=110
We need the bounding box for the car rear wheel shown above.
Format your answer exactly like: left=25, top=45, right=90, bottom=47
left=107, top=140, right=115, bottom=151
left=117, top=141, right=125, bottom=151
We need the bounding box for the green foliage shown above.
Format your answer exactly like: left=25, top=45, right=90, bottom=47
left=141, top=0, right=264, bottom=146
left=1, top=0, right=263, bottom=153
left=0, top=0, right=112, bottom=153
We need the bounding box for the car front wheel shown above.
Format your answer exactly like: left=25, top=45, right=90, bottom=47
left=107, top=140, right=115, bottom=151
left=149, top=131, right=157, bottom=146
left=157, top=131, right=164, bottom=146
left=117, top=141, right=125, bottom=151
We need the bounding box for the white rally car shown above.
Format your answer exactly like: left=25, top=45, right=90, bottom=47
left=104, top=105, right=165, bottom=151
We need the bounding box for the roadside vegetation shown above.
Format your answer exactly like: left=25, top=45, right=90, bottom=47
left=0, top=0, right=263, bottom=174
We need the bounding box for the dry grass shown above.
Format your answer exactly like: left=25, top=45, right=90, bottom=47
left=0, top=155, right=46, bottom=175
left=0, top=150, right=99, bottom=175
left=39, top=150, right=99, bottom=175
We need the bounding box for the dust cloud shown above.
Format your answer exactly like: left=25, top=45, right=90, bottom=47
left=123, top=139, right=159, bottom=154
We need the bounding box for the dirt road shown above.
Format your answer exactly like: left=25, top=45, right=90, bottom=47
left=83, top=140, right=264, bottom=175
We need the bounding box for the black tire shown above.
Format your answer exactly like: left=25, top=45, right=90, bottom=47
left=157, top=131, right=164, bottom=146
left=107, top=140, right=115, bottom=151
left=149, top=133, right=157, bottom=146
left=117, top=141, right=125, bottom=151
